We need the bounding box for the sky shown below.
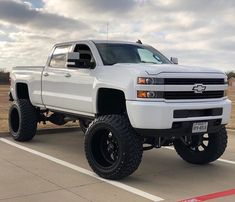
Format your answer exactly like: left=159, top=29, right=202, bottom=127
left=0, top=0, right=234, bottom=72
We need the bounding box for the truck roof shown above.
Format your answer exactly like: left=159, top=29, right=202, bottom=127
left=55, top=40, right=142, bottom=46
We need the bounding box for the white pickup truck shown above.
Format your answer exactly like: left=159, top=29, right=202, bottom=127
left=9, top=40, right=231, bottom=180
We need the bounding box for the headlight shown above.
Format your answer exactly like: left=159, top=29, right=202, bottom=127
left=137, top=77, right=164, bottom=85
left=137, top=77, right=155, bottom=85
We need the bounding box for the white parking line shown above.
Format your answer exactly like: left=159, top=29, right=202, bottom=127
left=164, top=146, right=235, bottom=165
left=218, top=158, right=235, bottom=165
left=0, top=138, right=164, bottom=202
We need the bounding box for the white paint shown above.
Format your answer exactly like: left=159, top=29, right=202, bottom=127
left=164, top=146, right=174, bottom=150
left=164, top=146, right=235, bottom=165
left=126, top=99, right=231, bottom=129
left=218, top=158, right=235, bottom=165
left=0, top=138, right=164, bottom=202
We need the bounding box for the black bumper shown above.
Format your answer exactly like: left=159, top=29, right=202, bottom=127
left=135, top=119, right=223, bottom=138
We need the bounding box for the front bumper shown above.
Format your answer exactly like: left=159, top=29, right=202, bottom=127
left=126, top=98, right=231, bottom=130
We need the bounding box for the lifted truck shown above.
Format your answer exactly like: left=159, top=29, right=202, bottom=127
left=9, top=40, right=231, bottom=180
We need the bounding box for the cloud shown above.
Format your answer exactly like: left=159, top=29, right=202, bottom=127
left=44, top=0, right=136, bottom=16
left=0, top=0, right=234, bottom=71
left=0, top=0, right=88, bottom=31
left=78, top=0, right=136, bottom=12
left=153, top=0, right=235, bottom=14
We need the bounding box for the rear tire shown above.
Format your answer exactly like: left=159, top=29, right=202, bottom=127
left=8, top=99, right=38, bottom=142
left=173, top=126, right=227, bottom=164
left=85, top=115, right=143, bottom=180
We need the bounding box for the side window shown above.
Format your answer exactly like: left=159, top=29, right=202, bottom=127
left=49, top=45, right=71, bottom=68
left=74, top=44, right=96, bottom=68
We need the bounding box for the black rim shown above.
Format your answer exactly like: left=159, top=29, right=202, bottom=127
left=10, top=107, right=20, bottom=133
left=91, top=128, right=120, bottom=168
left=181, top=134, right=209, bottom=152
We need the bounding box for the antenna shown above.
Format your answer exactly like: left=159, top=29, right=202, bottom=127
left=106, top=22, right=109, bottom=40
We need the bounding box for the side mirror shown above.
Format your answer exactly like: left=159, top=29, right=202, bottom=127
left=66, top=52, right=80, bottom=68
left=170, top=57, right=178, bottom=65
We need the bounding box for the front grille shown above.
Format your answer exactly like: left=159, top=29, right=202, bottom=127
left=162, top=91, right=224, bottom=99
left=164, top=78, right=225, bottom=85
left=174, top=108, right=223, bottom=118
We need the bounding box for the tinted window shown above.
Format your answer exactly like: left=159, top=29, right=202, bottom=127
left=95, top=43, right=171, bottom=65
left=74, top=44, right=96, bottom=68
left=50, top=45, right=71, bottom=68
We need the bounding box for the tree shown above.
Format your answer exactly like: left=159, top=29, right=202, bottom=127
left=226, top=71, right=235, bottom=79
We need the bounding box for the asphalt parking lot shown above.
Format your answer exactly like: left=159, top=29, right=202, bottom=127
left=0, top=128, right=234, bottom=202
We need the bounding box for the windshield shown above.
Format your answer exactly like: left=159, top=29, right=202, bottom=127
left=95, top=43, right=171, bottom=65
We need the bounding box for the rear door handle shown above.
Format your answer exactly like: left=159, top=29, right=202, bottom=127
left=43, top=72, right=49, bottom=77
left=65, top=73, right=71, bottom=78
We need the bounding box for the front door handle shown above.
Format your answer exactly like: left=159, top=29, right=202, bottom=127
left=43, top=72, right=49, bottom=77
left=65, top=73, right=71, bottom=78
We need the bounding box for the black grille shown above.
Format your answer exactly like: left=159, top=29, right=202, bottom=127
left=174, top=108, right=223, bottom=118
left=164, top=78, right=225, bottom=85
left=162, top=91, right=224, bottom=99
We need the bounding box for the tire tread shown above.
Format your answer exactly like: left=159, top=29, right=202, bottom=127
left=9, top=99, right=37, bottom=142
left=85, top=115, right=143, bottom=179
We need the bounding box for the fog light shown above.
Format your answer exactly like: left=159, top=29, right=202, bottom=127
left=137, top=91, right=157, bottom=98
left=146, top=91, right=156, bottom=98
left=137, top=91, right=147, bottom=98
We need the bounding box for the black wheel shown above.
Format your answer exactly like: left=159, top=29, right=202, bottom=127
left=173, top=126, right=227, bottom=164
left=79, top=119, right=92, bottom=133
left=9, top=99, right=38, bottom=142
left=85, top=115, right=143, bottom=180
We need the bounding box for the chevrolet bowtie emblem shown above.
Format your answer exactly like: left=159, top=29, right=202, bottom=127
left=192, top=84, right=206, bottom=93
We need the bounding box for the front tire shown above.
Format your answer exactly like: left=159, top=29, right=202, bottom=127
left=8, top=99, right=38, bottom=142
left=173, top=126, right=227, bottom=164
left=85, top=115, right=143, bottom=180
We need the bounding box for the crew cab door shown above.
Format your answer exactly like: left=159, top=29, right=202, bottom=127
left=42, top=43, right=96, bottom=116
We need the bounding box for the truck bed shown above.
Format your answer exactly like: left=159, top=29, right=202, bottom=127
left=11, top=66, right=44, bottom=107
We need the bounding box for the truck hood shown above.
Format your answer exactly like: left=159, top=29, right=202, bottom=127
left=145, top=64, right=224, bottom=75
left=112, top=63, right=225, bottom=76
